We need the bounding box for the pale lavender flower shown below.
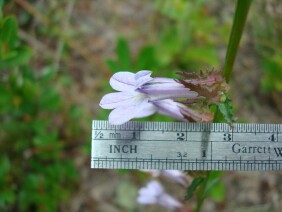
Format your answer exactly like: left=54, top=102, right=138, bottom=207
left=99, top=70, right=212, bottom=125
left=155, top=99, right=212, bottom=122
left=144, top=170, right=188, bottom=186
left=137, top=180, right=182, bottom=210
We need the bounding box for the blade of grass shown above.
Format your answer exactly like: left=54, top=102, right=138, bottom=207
left=223, top=0, right=252, bottom=83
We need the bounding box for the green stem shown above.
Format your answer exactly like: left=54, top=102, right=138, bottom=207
left=193, top=2, right=252, bottom=212
left=223, top=0, right=252, bottom=83
left=195, top=172, right=211, bottom=212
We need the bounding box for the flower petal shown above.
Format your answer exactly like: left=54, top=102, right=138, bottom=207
left=109, top=107, right=137, bottom=125
left=137, top=181, right=182, bottom=210
left=137, top=181, right=163, bottom=204
left=141, top=81, right=198, bottom=101
left=149, top=89, right=198, bottom=101
left=134, top=102, right=157, bottom=118
left=135, top=70, right=152, bottom=79
left=180, top=106, right=213, bottom=122
left=141, top=170, right=161, bottom=177
left=135, top=70, right=153, bottom=87
left=159, top=193, right=183, bottom=209
left=137, top=194, right=156, bottom=204
left=110, top=72, right=136, bottom=91
left=149, top=77, right=175, bottom=83
left=108, top=99, right=152, bottom=125
left=154, top=100, right=185, bottom=121
left=99, top=91, right=139, bottom=109
left=161, top=170, right=188, bottom=186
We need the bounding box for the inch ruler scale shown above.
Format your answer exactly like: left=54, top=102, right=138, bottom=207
left=91, top=120, right=282, bottom=171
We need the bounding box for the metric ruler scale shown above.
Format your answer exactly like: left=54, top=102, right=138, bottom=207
left=91, top=121, right=282, bottom=171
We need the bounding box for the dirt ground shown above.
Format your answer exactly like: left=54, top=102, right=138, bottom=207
left=14, top=0, right=282, bottom=211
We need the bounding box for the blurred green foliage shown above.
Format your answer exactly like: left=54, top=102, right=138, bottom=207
left=253, top=1, right=282, bottom=93
left=154, top=0, right=229, bottom=71
left=0, top=16, right=32, bottom=69
left=261, top=56, right=282, bottom=92
left=106, top=0, right=229, bottom=78
left=106, top=37, right=159, bottom=73
left=0, top=9, right=80, bottom=211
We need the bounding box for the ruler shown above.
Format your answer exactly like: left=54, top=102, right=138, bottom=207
left=91, top=120, right=282, bottom=171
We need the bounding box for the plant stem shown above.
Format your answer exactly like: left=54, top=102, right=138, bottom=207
left=195, top=2, right=252, bottom=211
left=223, top=0, right=252, bottom=83
left=195, top=172, right=211, bottom=212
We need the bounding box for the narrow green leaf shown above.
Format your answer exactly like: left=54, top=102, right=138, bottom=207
left=105, top=59, right=119, bottom=73
left=207, top=180, right=225, bottom=202
left=217, top=97, right=234, bottom=124
left=212, top=104, right=225, bottom=123
left=186, top=177, right=205, bottom=200
left=116, top=37, right=131, bottom=70
left=204, top=171, right=225, bottom=202
left=223, top=0, right=252, bottom=82
left=135, top=46, right=156, bottom=71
